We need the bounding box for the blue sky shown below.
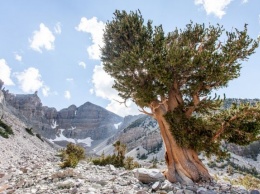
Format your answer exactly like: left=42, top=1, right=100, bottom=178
left=0, top=0, right=259, bottom=116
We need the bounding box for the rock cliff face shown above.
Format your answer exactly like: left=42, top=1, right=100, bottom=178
left=0, top=90, right=5, bottom=116
left=2, top=90, right=123, bottom=144
left=95, top=115, right=163, bottom=159
left=58, top=102, right=122, bottom=140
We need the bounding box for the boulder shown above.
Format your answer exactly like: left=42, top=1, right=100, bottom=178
left=133, top=168, right=165, bottom=184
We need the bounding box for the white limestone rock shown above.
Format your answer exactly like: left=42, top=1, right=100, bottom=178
left=133, top=168, right=165, bottom=183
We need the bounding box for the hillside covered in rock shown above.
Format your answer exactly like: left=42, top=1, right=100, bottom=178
left=0, top=83, right=260, bottom=193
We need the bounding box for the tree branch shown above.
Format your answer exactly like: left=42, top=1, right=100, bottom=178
left=113, top=98, right=128, bottom=107
left=160, top=96, right=169, bottom=112
left=138, top=107, right=154, bottom=116
left=211, top=115, right=238, bottom=142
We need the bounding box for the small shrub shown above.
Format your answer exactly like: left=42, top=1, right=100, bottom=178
left=138, top=153, right=148, bottom=160
left=59, top=143, right=85, bottom=168
left=25, top=127, right=34, bottom=136
left=231, top=175, right=260, bottom=190
left=92, top=141, right=140, bottom=169
left=150, top=157, right=158, bottom=168
left=36, top=133, right=44, bottom=142
left=228, top=161, right=260, bottom=178
left=124, top=156, right=140, bottom=170
left=60, top=153, right=79, bottom=168
left=0, top=119, right=14, bottom=138
left=208, top=161, right=217, bottom=168
left=226, top=165, right=234, bottom=175
left=92, top=153, right=124, bottom=167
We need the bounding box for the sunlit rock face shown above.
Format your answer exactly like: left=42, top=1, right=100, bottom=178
left=2, top=91, right=122, bottom=144
left=57, top=102, right=123, bottom=140
left=0, top=90, right=5, bottom=116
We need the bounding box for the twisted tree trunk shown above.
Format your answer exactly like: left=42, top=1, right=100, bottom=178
left=152, top=103, right=212, bottom=184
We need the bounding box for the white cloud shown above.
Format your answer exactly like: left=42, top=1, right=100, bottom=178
left=14, top=54, right=22, bottom=62
left=66, top=78, right=74, bottom=82
left=0, top=59, right=14, bottom=86
left=76, top=17, right=105, bottom=60
left=92, top=64, right=118, bottom=99
left=29, top=23, right=55, bottom=53
left=54, top=22, right=62, bottom=34
left=42, top=85, right=50, bottom=97
left=64, top=90, right=71, bottom=99
left=91, top=63, right=140, bottom=117
left=78, top=61, right=86, bottom=69
left=194, top=0, right=232, bottom=19
left=14, top=67, right=44, bottom=93
left=241, top=0, right=248, bottom=3
left=106, top=100, right=141, bottom=117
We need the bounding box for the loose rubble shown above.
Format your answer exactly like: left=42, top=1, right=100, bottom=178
left=0, top=91, right=259, bottom=193
left=0, top=156, right=259, bottom=194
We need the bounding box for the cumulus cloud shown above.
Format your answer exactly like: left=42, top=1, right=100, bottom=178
left=29, top=23, right=55, bottom=52
left=64, top=90, right=71, bottom=99
left=15, top=67, right=43, bottom=93
left=91, top=64, right=118, bottom=99
left=241, top=0, right=248, bottom=3
left=0, top=59, right=14, bottom=86
left=91, top=64, right=140, bottom=116
left=194, top=0, right=232, bottom=19
left=14, top=54, right=22, bottom=62
left=106, top=100, right=141, bottom=117
left=78, top=61, right=86, bottom=69
left=54, top=22, right=62, bottom=34
left=75, top=17, right=105, bottom=60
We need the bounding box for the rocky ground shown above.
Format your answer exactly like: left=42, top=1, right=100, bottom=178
left=0, top=126, right=260, bottom=194
left=0, top=91, right=260, bottom=194
left=0, top=155, right=260, bottom=194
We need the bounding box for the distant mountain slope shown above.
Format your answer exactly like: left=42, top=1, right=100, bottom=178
left=92, top=99, right=260, bottom=172
left=0, top=90, right=56, bottom=170
left=1, top=89, right=123, bottom=148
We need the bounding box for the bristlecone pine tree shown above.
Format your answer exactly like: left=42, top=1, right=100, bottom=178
left=101, top=10, right=260, bottom=184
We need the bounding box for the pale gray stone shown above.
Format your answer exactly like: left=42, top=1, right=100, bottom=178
left=133, top=168, right=165, bottom=184
left=108, top=164, right=116, bottom=171
left=176, top=189, right=184, bottom=194
left=161, top=180, right=173, bottom=190
left=250, top=190, right=260, bottom=194
left=152, top=181, right=161, bottom=191
left=184, top=189, right=195, bottom=194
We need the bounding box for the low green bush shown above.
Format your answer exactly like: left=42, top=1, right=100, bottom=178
left=0, top=119, right=14, bottom=138
left=92, top=141, right=140, bottom=170
left=25, top=127, right=34, bottom=136
left=231, top=175, right=260, bottom=190
left=59, top=143, right=85, bottom=168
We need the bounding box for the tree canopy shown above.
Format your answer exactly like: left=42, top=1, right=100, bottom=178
left=101, top=10, right=260, bottom=157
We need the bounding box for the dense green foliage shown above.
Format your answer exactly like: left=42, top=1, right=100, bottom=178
left=101, top=10, right=260, bottom=157
left=0, top=119, right=14, bottom=138
left=165, top=108, right=221, bottom=156
left=165, top=102, right=260, bottom=156
left=59, top=143, right=85, bottom=168
left=102, top=10, right=258, bottom=109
